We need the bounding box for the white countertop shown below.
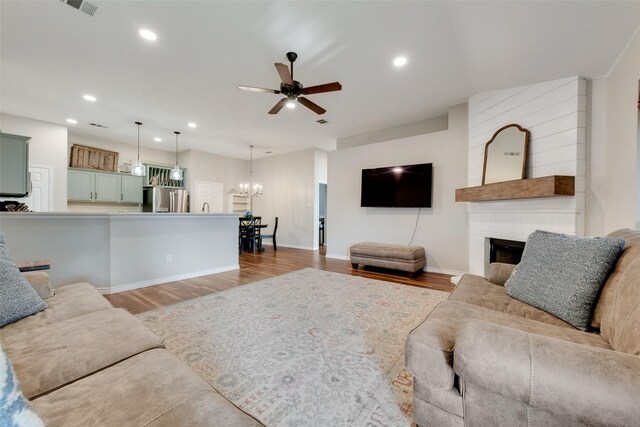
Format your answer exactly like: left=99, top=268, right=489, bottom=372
left=0, top=212, right=239, bottom=219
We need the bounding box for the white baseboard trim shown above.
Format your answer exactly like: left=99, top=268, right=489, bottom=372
left=262, top=242, right=316, bottom=251
left=325, top=253, right=349, bottom=260
left=97, top=264, right=240, bottom=295
left=425, top=267, right=467, bottom=276
left=325, top=254, right=465, bottom=276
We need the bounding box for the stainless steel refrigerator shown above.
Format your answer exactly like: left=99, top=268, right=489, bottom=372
left=143, top=187, right=189, bottom=213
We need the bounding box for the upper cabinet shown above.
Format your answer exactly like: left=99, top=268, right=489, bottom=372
left=0, top=133, right=30, bottom=197
left=68, top=169, right=142, bottom=203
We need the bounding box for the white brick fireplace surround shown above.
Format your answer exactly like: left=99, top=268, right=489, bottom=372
left=466, top=77, right=586, bottom=275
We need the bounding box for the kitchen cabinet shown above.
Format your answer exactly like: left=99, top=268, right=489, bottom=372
left=121, top=175, right=143, bottom=203
left=0, top=133, right=30, bottom=197
left=68, top=169, right=142, bottom=204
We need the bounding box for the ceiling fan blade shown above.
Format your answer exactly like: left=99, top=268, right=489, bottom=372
left=274, top=63, right=293, bottom=86
left=268, top=98, right=288, bottom=115
left=298, top=97, right=326, bottom=115
left=237, top=85, right=280, bottom=94
left=301, top=82, right=342, bottom=95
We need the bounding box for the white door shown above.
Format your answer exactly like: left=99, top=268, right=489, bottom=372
left=27, top=166, right=52, bottom=212
left=195, top=181, right=224, bottom=213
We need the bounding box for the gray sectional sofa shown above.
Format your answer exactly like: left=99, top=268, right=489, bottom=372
left=1, top=274, right=261, bottom=427
left=406, top=229, right=640, bottom=426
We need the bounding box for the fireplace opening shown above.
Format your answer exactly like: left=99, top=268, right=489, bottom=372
left=489, top=238, right=526, bottom=265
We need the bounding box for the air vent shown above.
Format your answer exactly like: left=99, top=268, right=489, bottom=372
left=265, top=151, right=272, bottom=154
left=60, top=0, right=98, bottom=17
left=316, top=119, right=328, bottom=125
left=89, top=122, right=108, bottom=129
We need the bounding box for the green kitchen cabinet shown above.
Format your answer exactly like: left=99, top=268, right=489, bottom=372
left=95, top=173, right=121, bottom=202
left=67, top=169, right=95, bottom=201
left=68, top=169, right=143, bottom=204
left=0, top=133, right=30, bottom=197
left=121, top=175, right=143, bottom=203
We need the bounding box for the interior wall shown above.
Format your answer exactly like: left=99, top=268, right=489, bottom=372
left=637, top=104, right=640, bottom=229
left=587, top=29, right=640, bottom=235
left=0, top=114, right=68, bottom=211
left=326, top=104, right=468, bottom=275
left=178, top=149, right=248, bottom=213
left=251, top=149, right=318, bottom=249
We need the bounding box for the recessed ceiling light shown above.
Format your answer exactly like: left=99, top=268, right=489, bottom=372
left=66, top=118, right=78, bottom=124
left=154, top=137, right=162, bottom=142
left=392, top=167, right=403, bottom=173
left=393, top=56, right=408, bottom=67
left=187, top=122, right=197, bottom=128
left=139, top=29, right=157, bottom=41
left=83, top=94, right=97, bottom=102
left=286, top=100, right=296, bottom=109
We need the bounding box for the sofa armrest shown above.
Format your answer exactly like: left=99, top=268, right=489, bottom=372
left=453, top=320, right=640, bottom=426
left=485, top=262, right=515, bottom=286
left=22, top=271, right=54, bottom=299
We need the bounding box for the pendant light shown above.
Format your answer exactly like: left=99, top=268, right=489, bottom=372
left=240, top=145, right=262, bottom=197
left=131, top=121, right=146, bottom=177
left=169, top=131, right=183, bottom=181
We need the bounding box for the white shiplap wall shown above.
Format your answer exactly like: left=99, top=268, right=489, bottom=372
left=466, top=76, right=586, bottom=275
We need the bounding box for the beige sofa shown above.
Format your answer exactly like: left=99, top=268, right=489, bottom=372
left=1, top=275, right=262, bottom=427
left=406, top=229, right=640, bottom=427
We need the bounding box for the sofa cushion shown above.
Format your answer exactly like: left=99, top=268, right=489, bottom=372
left=3, top=309, right=164, bottom=399
left=0, top=239, right=47, bottom=327
left=506, top=230, right=624, bottom=330
left=32, top=348, right=260, bottom=427
left=592, top=229, right=640, bottom=329
left=21, top=271, right=54, bottom=300
left=601, top=256, right=640, bottom=355
left=0, top=283, right=112, bottom=338
left=0, top=345, right=45, bottom=427
left=450, top=274, right=573, bottom=328
left=406, top=300, right=610, bottom=390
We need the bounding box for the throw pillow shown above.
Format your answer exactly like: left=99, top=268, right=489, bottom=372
left=0, top=345, right=45, bottom=427
left=506, top=230, right=624, bottom=330
left=0, top=236, right=47, bottom=328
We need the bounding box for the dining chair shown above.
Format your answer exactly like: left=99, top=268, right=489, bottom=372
left=261, top=217, right=278, bottom=251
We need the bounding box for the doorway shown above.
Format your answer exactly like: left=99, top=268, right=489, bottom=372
left=195, top=181, right=223, bottom=213
left=319, top=182, right=327, bottom=247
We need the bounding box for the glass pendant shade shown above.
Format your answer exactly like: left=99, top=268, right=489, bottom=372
left=170, top=166, right=183, bottom=181
left=170, top=131, right=183, bottom=181
left=131, top=121, right=146, bottom=176
left=131, top=160, right=146, bottom=177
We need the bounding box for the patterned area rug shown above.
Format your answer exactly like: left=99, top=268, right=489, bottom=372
left=138, top=268, right=448, bottom=426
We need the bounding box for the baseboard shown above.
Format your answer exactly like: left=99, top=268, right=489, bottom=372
left=325, top=253, right=349, bottom=260
left=326, top=253, right=465, bottom=277
left=262, top=242, right=316, bottom=251
left=425, top=266, right=466, bottom=276
left=97, top=264, right=240, bottom=294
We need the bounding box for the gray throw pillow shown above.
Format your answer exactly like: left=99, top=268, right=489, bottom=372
left=506, top=230, right=624, bottom=331
left=0, top=235, right=47, bottom=327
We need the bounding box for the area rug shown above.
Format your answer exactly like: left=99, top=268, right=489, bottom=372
left=138, top=268, right=448, bottom=426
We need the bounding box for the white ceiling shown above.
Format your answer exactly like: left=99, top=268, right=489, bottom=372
left=1, top=1, right=639, bottom=160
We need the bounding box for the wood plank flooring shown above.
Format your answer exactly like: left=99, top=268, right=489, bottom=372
left=105, top=247, right=455, bottom=314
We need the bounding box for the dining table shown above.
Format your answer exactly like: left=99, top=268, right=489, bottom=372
left=239, top=216, right=269, bottom=253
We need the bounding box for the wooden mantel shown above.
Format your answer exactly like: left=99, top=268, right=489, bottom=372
left=455, top=175, right=575, bottom=202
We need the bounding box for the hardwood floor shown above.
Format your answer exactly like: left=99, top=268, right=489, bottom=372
left=105, top=246, right=455, bottom=314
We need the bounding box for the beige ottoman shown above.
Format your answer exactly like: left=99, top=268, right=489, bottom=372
left=350, top=242, right=426, bottom=277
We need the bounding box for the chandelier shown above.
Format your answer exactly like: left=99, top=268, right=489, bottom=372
left=240, top=145, right=262, bottom=197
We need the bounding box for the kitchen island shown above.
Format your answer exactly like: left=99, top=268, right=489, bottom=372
left=0, top=212, right=239, bottom=294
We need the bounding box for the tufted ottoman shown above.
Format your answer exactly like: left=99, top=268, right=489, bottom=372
left=350, top=242, right=426, bottom=277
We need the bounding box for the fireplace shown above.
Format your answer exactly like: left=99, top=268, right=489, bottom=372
left=488, top=238, right=525, bottom=266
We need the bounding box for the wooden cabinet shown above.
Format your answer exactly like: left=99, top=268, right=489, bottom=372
left=68, top=169, right=143, bottom=204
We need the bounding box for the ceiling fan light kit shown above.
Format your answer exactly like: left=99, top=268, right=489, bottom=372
left=237, top=51, right=342, bottom=115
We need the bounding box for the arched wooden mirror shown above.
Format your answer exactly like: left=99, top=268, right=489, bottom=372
left=482, top=124, right=530, bottom=185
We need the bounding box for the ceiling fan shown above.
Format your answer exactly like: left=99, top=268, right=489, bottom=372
left=237, top=52, right=342, bottom=115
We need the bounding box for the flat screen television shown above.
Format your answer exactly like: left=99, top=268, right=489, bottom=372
left=361, top=163, right=433, bottom=208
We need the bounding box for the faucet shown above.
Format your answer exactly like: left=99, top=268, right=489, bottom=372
left=202, top=202, right=210, bottom=213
